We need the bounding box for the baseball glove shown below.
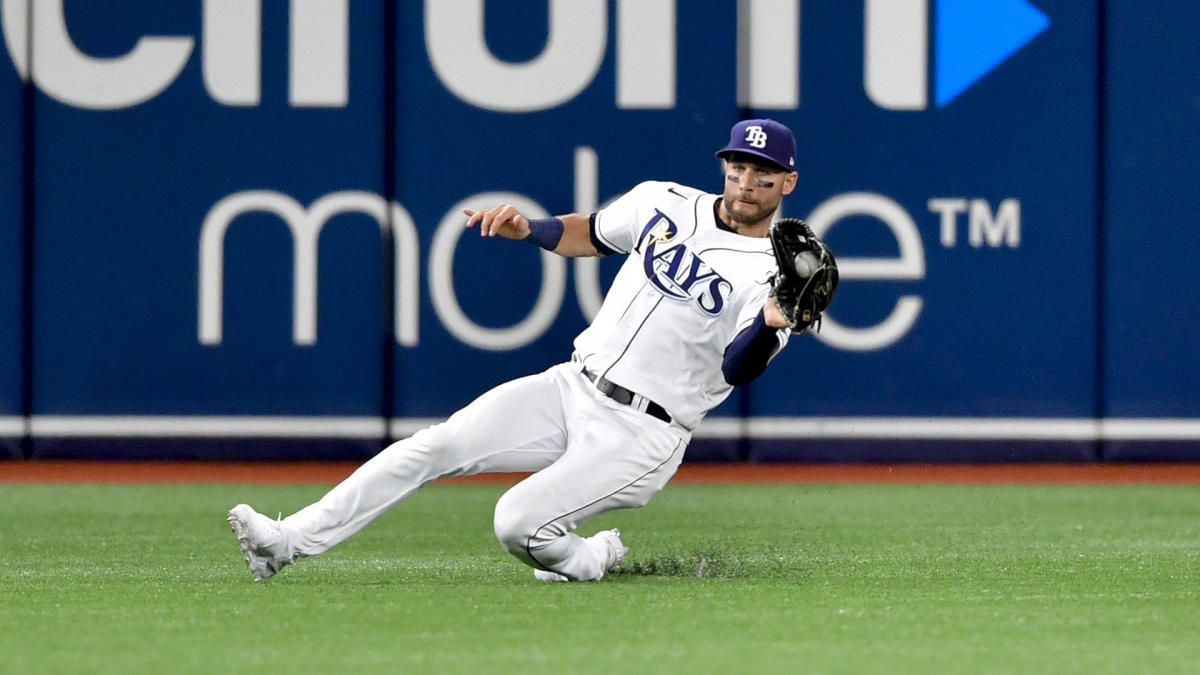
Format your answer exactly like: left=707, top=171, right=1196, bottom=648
left=768, top=217, right=839, bottom=332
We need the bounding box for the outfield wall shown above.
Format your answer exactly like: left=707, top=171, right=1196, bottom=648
left=0, top=11, right=22, bottom=458
left=0, top=1, right=1196, bottom=462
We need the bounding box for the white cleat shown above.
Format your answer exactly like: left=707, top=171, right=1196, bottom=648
left=533, top=569, right=570, bottom=582
left=593, top=528, right=629, bottom=575
left=227, top=504, right=294, bottom=581
left=532, top=528, right=629, bottom=582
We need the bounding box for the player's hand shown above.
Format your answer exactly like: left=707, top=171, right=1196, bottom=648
left=763, top=296, right=790, bottom=329
left=464, top=205, right=531, bottom=240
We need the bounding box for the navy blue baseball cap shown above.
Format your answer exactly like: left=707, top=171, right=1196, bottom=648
left=715, top=118, right=797, bottom=171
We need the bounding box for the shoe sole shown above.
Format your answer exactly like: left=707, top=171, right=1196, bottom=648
left=533, top=569, right=570, bottom=582
left=227, top=505, right=275, bottom=582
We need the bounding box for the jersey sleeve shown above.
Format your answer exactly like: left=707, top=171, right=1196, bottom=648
left=590, top=181, right=663, bottom=255
left=722, top=285, right=791, bottom=385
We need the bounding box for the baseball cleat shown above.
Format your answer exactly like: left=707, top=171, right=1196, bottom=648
left=531, top=529, right=628, bottom=582
left=227, top=504, right=295, bottom=581
left=533, top=569, right=570, bottom=582
left=593, top=528, right=629, bottom=574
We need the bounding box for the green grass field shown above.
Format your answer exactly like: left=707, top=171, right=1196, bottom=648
left=1, top=481, right=1197, bottom=674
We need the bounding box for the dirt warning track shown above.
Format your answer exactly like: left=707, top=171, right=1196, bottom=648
left=1, top=461, right=1199, bottom=484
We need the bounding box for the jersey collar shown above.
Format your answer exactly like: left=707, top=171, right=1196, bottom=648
left=712, top=198, right=737, bottom=233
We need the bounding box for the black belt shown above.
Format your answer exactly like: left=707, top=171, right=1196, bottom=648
left=582, top=368, right=672, bottom=424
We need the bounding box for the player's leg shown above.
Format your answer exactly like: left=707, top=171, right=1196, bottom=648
left=230, top=364, right=574, bottom=577
left=491, top=378, right=690, bottom=581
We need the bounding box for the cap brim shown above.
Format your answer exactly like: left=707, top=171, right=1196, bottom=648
left=715, top=148, right=793, bottom=172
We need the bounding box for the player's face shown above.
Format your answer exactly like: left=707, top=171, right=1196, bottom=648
left=722, top=157, right=797, bottom=227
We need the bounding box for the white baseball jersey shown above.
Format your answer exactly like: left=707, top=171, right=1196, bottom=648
left=574, top=180, right=790, bottom=430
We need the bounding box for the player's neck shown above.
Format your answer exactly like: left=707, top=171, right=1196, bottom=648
left=715, top=198, right=770, bottom=238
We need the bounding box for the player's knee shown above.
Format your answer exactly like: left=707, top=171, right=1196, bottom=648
left=492, top=492, right=554, bottom=557
left=492, top=495, right=528, bottom=554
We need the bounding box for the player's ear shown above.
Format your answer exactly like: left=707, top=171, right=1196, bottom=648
left=781, top=171, right=799, bottom=195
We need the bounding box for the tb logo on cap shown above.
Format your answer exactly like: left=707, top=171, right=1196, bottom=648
left=744, top=125, right=768, bottom=148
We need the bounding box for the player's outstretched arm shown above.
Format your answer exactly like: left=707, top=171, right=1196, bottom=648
left=722, top=299, right=790, bottom=385
left=464, top=206, right=599, bottom=257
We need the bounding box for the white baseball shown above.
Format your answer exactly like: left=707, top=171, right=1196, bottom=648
left=793, top=251, right=820, bottom=278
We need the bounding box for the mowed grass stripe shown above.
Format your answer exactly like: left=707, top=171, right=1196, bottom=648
left=0, top=484, right=1196, bottom=674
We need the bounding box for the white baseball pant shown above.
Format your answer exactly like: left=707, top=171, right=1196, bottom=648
left=278, top=362, right=690, bottom=580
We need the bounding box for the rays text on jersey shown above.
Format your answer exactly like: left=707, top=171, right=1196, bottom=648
left=636, top=212, right=731, bottom=316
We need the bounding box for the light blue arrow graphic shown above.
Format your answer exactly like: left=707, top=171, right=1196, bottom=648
left=935, top=0, right=1050, bottom=107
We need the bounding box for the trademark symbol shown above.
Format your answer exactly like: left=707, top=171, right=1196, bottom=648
left=927, top=198, right=1021, bottom=248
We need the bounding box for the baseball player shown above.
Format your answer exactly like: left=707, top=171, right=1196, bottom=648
left=228, top=119, right=836, bottom=582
